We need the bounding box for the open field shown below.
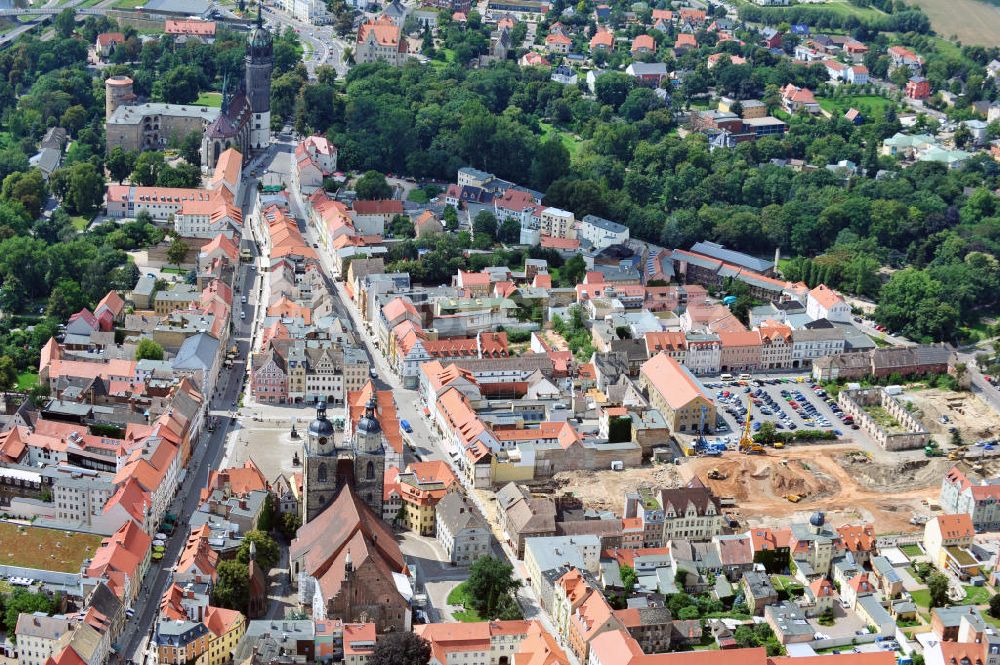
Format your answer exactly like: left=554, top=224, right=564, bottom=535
left=16, top=371, right=38, bottom=391
left=0, top=522, right=103, bottom=573
left=907, top=0, right=1000, bottom=45
left=817, top=94, right=895, bottom=118
left=540, top=122, right=585, bottom=159
left=195, top=92, right=223, bottom=108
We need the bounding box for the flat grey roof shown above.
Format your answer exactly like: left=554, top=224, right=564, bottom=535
left=109, top=102, right=219, bottom=126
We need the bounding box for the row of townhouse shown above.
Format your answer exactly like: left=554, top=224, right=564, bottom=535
left=105, top=148, right=244, bottom=239
left=250, top=337, right=370, bottom=405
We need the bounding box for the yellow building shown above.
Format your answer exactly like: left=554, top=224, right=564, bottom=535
left=924, top=513, right=975, bottom=571
left=391, top=461, right=456, bottom=536
left=200, top=606, right=245, bottom=665
left=639, top=352, right=716, bottom=434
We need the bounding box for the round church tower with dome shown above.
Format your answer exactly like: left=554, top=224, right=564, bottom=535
left=245, top=5, right=273, bottom=150
left=351, top=397, right=385, bottom=516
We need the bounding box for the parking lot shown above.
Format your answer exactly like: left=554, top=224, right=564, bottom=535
left=700, top=374, right=877, bottom=451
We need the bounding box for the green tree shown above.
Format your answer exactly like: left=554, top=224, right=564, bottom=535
left=0, top=355, right=17, bottom=391
left=47, top=280, right=87, bottom=320
left=212, top=560, right=250, bottom=613
left=354, top=170, right=392, bottom=200
left=132, top=152, right=165, bottom=187
left=167, top=237, right=189, bottom=268
left=59, top=105, right=89, bottom=136
left=2, top=169, right=46, bottom=219
left=388, top=214, right=415, bottom=239
left=278, top=511, right=302, bottom=540
left=466, top=555, right=520, bottom=619
left=472, top=210, right=498, bottom=241
left=135, top=338, right=164, bottom=361
left=755, top=421, right=778, bottom=445
left=990, top=593, right=1000, bottom=619
left=53, top=8, right=75, bottom=38
left=3, top=588, right=55, bottom=634
left=106, top=147, right=137, bottom=183
left=180, top=131, right=202, bottom=168
left=530, top=136, right=570, bottom=191
left=621, top=564, right=638, bottom=595
left=369, top=632, right=431, bottom=665
left=442, top=205, right=459, bottom=231
left=497, top=218, right=521, bottom=244
left=678, top=605, right=700, bottom=620
left=236, top=530, right=280, bottom=571
left=594, top=72, right=633, bottom=109
left=160, top=65, right=204, bottom=104
left=927, top=572, right=950, bottom=609
left=57, top=163, right=104, bottom=215
left=560, top=254, right=586, bottom=287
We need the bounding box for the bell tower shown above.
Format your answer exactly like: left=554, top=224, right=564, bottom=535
left=301, top=400, right=341, bottom=523
left=352, top=397, right=385, bottom=516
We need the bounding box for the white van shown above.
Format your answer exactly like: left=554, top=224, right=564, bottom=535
left=720, top=373, right=734, bottom=382
left=240, top=311, right=246, bottom=320
left=738, top=373, right=752, bottom=381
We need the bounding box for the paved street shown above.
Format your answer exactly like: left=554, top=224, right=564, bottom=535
left=263, top=7, right=348, bottom=79
left=120, top=154, right=271, bottom=665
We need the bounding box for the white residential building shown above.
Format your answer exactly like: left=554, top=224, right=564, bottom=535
left=538, top=207, right=576, bottom=239
left=436, top=491, right=491, bottom=566
left=15, top=614, right=74, bottom=665
left=806, top=284, right=852, bottom=322
left=579, top=214, right=629, bottom=250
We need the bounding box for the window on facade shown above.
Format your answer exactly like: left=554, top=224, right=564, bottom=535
left=317, top=463, right=328, bottom=482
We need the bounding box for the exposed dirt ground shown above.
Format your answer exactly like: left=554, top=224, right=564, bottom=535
left=902, top=388, right=1000, bottom=445
left=547, top=443, right=950, bottom=533
left=547, top=465, right=683, bottom=512
left=681, top=444, right=948, bottom=532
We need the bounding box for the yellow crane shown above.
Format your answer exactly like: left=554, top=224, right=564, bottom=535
left=739, top=396, right=765, bottom=455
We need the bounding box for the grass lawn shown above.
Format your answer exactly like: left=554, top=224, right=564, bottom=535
left=429, top=48, right=458, bottom=70
left=910, top=588, right=931, bottom=608
left=161, top=266, right=186, bottom=274
left=16, top=371, right=38, bottom=391
left=817, top=94, right=895, bottom=118
left=985, top=613, right=1000, bottom=629
left=540, top=122, right=585, bottom=159
left=0, top=522, right=104, bottom=573
left=69, top=215, right=91, bottom=231
left=963, top=585, right=993, bottom=605
left=407, top=188, right=430, bottom=204
left=900, top=544, right=923, bottom=558
left=112, top=0, right=147, bottom=8
left=770, top=575, right=803, bottom=593
left=446, top=582, right=483, bottom=622
left=195, top=92, right=223, bottom=108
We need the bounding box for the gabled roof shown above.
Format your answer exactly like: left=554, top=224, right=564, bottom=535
left=640, top=352, right=712, bottom=410
left=290, top=486, right=407, bottom=600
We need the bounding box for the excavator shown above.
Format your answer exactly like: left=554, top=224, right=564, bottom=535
left=739, top=396, right=765, bottom=455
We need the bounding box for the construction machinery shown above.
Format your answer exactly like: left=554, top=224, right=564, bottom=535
left=739, top=397, right=765, bottom=454
left=784, top=494, right=802, bottom=503
left=708, top=468, right=728, bottom=480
